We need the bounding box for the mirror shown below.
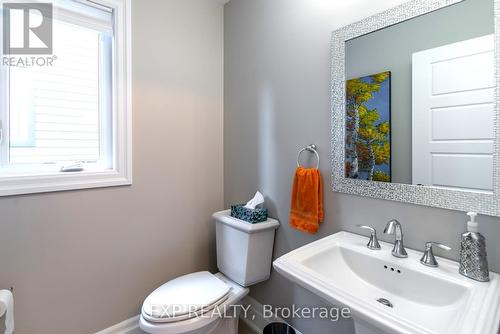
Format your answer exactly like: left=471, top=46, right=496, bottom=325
left=331, top=0, right=500, bottom=216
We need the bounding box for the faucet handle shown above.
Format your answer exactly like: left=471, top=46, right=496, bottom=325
left=356, top=225, right=381, bottom=250
left=420, top=241, right=451, bottom=267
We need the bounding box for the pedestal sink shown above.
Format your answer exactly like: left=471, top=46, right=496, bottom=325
left=273, top=231, right=500, bottom=334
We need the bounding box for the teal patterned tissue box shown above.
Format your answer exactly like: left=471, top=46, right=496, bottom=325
left=230, top=204, right=268, bottom=224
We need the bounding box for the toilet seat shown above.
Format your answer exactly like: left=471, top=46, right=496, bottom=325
left=141, top=271, right=231, bottom=323
left=140, top=272, right=249, bottom=334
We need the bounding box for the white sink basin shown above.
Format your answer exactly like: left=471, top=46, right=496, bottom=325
left=273, top=231, right=500, bottom=334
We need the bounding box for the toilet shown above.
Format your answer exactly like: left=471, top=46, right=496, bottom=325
left=139, top=210, right=280, bottom=334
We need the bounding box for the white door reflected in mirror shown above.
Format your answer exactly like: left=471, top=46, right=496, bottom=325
left=412, top=34, right=494, bottom=192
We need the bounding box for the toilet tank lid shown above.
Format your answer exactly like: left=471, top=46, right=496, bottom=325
left=213, top=210, right=279, bottom=233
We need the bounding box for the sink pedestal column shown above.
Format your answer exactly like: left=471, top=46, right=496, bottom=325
left=353, top=318, right=386, bottom=334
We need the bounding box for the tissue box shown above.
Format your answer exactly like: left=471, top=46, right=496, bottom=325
left=230, top=204, right=268, bottom=224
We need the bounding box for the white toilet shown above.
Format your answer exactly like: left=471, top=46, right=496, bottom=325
left=139, top=210, right=280, bottom=334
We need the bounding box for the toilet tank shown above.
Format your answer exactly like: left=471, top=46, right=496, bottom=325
left=213, top=210, right=279, bottom=287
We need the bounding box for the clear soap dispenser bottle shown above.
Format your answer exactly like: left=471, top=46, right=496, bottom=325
left=459, top=212, right=489, bottom=282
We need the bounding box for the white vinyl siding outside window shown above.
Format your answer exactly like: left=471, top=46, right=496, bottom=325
left=8, top=19, right=108, bottom=166
left=0, top=0, right=131, bottom=195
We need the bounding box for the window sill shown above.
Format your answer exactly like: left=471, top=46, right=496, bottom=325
left=0, top=169, right=132, bottom=196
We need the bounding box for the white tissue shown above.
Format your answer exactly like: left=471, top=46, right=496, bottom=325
left=244, top=191, right=264, bottom=209
left=0, top=289, right=13, bottom=334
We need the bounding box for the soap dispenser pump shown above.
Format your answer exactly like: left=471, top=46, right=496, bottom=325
left=459, top=212, right=489, bottom=282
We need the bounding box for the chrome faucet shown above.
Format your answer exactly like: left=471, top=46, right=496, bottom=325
left=384, top=219, right=408, bottom=258
left=356, top=225, right=381, bottom=250
left=420, top=241, right=451, bottom=267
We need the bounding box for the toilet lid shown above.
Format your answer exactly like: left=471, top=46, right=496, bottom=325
left=141, top=271, right=231, bottom=323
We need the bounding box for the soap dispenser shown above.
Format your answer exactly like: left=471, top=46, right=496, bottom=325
left=459, top=212, right=489, bottom=282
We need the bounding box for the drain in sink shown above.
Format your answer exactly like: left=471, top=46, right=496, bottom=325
left=377, top=298, right=393, bottom=308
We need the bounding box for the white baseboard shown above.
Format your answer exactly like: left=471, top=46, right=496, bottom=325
left=95, top=315, right=143, bottom=334
left=239, top=296, right=302, bottom=334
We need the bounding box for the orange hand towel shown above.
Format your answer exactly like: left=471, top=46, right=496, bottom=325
left=290, top=167, right=324, bottom=234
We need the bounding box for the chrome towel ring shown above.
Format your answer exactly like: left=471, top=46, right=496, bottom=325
left=297, top=144, right=319, bottom=169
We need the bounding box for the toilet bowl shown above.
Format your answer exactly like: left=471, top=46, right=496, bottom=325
left=139, top=210, right=279, bottom=334
left=140, top=272, right=249, bottom=334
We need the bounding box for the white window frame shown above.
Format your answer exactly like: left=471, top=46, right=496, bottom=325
left=0, top=0, right=132, bottom=196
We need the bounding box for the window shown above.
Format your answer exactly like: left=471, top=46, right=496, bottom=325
left=0, top=0, right=131, bottom=195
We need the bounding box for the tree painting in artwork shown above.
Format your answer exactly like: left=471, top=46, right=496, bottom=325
left=345, top=71, right=391, bottom=182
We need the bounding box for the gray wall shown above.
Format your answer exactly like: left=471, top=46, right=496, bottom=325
left=224, top=0, right=500, bottom=333
left=0, top=1, right=224, bottom=333
left=346, top=0, right=493, bottom=184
